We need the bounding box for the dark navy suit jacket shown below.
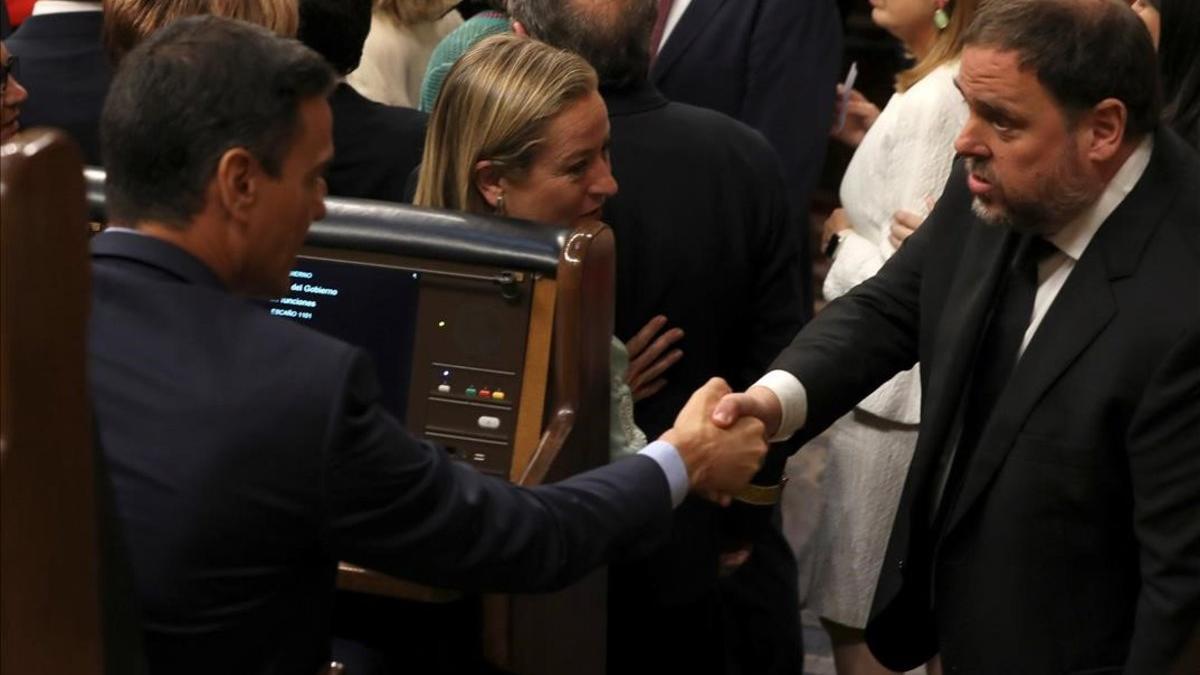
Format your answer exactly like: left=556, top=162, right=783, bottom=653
left=6, top=10, right=110, bottom=165
left=88, top=231, right=673, bottom=675
left=652, top=0, right=843, bottom=320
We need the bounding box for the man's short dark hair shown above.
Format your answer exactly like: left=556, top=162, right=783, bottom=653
left=101, top=16, right=335, bottom=227
left=508, top=0, right=656, bottom=89
left=963, top=0, right=1161, bottom=138
left=298, top=0, right=372, bottom=75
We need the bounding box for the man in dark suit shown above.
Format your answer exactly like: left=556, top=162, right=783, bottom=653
left=91, top=17, right=768, bottom=674
left=651, top=0, right=844, bottom=321
left=297, top=0, right=426, bottom=202
left=5, top=0, right=108, bottom=165
left=715, top=1, right=1200, bottom=672
left=509, top=1, right=806, bottom=672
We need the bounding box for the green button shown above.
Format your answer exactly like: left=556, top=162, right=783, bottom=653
left=465, top=386, right=478, bottom=398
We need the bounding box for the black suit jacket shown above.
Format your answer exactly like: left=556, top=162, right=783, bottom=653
left=603, top=83, right=805, bottom=441
left=88, top=231, right=673, bottom=675
left=652, top=0, right=843, bottom=319
left=773, top=131, right=1200, bottom=674
left=327, top=83, right=427, bottom=203
left=5, top=10, right=110, bottom=165
left=601, top=83, right=806, bottom=673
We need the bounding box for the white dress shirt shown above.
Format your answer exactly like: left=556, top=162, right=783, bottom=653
left=656, top=0, right=693, bottom=53
left=759, top=136, right=1155, bottom=442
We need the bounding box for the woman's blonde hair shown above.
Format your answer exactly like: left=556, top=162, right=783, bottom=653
left=104, top=0, right=300, bottom=65
left=896, top=0, right=982, bottom=92
left=414, top=34, right=598, bottom=215
left=373, top=0, right=459, bottom=26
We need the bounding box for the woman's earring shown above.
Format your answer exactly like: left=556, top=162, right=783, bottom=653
left=496, top=192, right=506, bottom=216
left=933, top=7, right=950, bottom=30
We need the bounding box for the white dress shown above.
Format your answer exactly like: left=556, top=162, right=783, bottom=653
left=806, top=61, right=967, bottom=628
left=348, top=9, right=463, bottom=109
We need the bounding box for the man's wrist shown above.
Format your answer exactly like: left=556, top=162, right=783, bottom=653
left=743, top=385, right=783, bottom=438
left=750, top=372, right=807, bottom=442
left=659, top=428, right=704, bottom=485
left=638, top=439, right=690, bottom=508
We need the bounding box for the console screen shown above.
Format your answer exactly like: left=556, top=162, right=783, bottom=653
left=268, top=256, right=421, bottom=423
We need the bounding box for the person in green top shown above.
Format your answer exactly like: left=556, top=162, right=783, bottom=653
left=419, top=0, right=511, bottom=111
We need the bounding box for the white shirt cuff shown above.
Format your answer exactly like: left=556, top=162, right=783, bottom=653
left=753, top=369, right=809, bottom=442
left=637, top=440, right=689, bottom=508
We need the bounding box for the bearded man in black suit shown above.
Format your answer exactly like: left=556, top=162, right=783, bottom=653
left=715, top=1, right=1200, bottom=673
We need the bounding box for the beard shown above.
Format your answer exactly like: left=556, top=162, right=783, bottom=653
left=966, top=145, right=1101, bottom=235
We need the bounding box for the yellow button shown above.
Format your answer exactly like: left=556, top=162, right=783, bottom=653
left=491, top=391, right=506, bottom=401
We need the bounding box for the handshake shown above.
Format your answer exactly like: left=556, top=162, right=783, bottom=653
left=659, top=379, right=786, bottom=505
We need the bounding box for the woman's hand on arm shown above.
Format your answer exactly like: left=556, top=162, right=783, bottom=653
left=889, top=197, right=935, bottom=250
left=625, top=315, right=684, bottom=403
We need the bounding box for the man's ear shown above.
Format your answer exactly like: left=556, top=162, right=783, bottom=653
left=1085, top=98, right=1128, bottom=163
left=214, top=148, right=260, bottom=225
left=511, top=20, right=528, bottom=37
left=473, top=159, right=505, bottom=210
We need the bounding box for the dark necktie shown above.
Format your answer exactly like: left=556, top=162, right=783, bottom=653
left=935, top=234, right=1058, bottom=528
left=649, top=0, right=676, bottom=59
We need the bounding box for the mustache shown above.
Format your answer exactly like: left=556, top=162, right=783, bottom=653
left=964, top=157, right=996, bottom=183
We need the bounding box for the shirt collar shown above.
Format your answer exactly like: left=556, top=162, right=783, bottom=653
left=32, top=1, right=102, bottom=16
left=1046, top=135, right=1154, bottom=261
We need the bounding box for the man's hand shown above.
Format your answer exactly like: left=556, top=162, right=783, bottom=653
left=711, top=385, right=783, bottom=440
left=718, top=544, right=754, bottom=578
left=661, top=378, right=768, bottom=505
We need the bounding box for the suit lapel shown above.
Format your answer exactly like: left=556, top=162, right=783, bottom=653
left=942, top=132, right=1184, bottom=535
left=651, top=0, right=726, bottom=82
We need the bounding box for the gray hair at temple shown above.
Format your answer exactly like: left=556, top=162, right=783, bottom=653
left=962, top=0, right=1162, bottom=138
left=508, top=0, right=656, bottom=89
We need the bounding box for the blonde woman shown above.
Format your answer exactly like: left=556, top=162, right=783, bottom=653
left=416, top=33, right=683, bottom=454
left=810, top=1, right=982, bottom=673
left=349, top=0, right=463, bottom=108
left=102, top=0, right=299, bottom=64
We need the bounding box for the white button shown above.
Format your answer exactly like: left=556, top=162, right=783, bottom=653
left=477, top=416, right=501, bottom=430
left=437, top=384, right=451, bottom=394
